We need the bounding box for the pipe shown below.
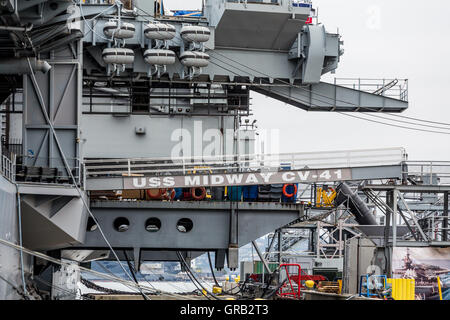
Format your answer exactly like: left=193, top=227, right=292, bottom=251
left=0, top=58, right=51, bottom=75
left=0, top=23, right=33, bottom=32
left=336, top=183, right=378, bottom=226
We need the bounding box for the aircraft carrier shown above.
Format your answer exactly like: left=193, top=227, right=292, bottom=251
left=0, top=0, right=448, bottom=301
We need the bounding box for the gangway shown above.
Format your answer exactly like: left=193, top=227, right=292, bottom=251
left=84, top=147, right=407, bottom=191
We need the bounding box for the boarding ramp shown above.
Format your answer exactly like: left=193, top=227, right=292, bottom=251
left=84, top=147, right=407, bottom=191
left=252, top=78, right=409, bottom=112
left=404, top=161, right=450, bottom=186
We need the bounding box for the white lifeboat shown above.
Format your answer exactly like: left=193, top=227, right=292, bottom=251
left=102, top=48, right=135, bottom=65
left=180, top=26, right=210, bottom=43
left=144, top=23, right=176, bottom=40
left=180, top=51, right=209, bottom=68
left=103, top=21, right=136, bottom=39
left=144, top=49, right=176, bottom=65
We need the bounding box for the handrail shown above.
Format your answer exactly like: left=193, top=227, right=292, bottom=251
left=84, top=147, right=406, bottom=163
left=334, top=78, right=409, bottom=102
left=0, top=154, right=16, bottom=182
left=404, top=161, right=450, bottom=185
left=84, top=147, right=406, bottom=178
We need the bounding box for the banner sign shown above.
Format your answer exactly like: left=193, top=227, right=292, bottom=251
left=393, top=247, right=450, bottom=300
left=123, top=168, right=352, bottom=189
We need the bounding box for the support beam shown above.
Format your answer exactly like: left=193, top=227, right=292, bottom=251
left=398, top=192, right=428, bottom=241
left=392, top=189, right=398, bottom=248
left=362, top=185, right=450, bottom=193
left=78, top=201, right=302, bottom=251
left=384, top=191, right=393, bottom=277
left=251, top=81, right=408, bottom=113
left=23, top=41, right=82, bottom=182
left=229, top=202, right=238, bottom=247
left=277, top=229, right=283, bottom=284
left=444, top=192, right=449, bottom=242
left=252, top=241, right=272, bottom=275
left=215, top=249, right=226, bottom=271
left=393, top=241, right=450, bottom=247
left=264, top=231, right=277, bottom=261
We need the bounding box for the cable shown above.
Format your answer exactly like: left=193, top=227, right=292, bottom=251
left=338, top=112, right=450, bottom=136
left=206, top=57, right=450, bottom=136
left=362, top=113, right=450, bottom=131
left=34, top=275, right=92, bottom=300
left=0, top=237, right=152, bottom=292
left=80, top=277, right=136, bottom=296
left=188, top=21, right=450, bottom=133
left=94, top=260, right=163, bottom=295
left=0, top=273, right=28, bottom=299
left=122, top=251, right=180, bottom=297
left=140, top=273, right=193, bottom=295
left=259, top=265, right=281, bottom=298
left=207, top=43, right=447, bottom=132
left=123, top=1, right=450, bottom=138
left=210, top=56, right=450, bottom=136
left=0, top=237, right=191, bottom=300
left=176, top=252, right=212, bottom=300
left=262, top=278, right=287, bottom=300
left=123, top=250, right=150, bottom=300
left=207, top=252, right=220, bottom=288
left=176, top=252, right=208, bottom=295
left=75, top=0, right=119, bottom=42
left=95, top=260, right=195, bottom=299
left=386, top=113, right=450, bottom=127
left=177, top=251, right=221, bottom=300
left=122, top=258, right=193, bottom=294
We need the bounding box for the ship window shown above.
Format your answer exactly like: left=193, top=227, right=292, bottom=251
left=113, top=217, right=130, bottom=232
left=145, top=218, right=162, bottom=233
left=86, top=217, right=98, bottom=232
left=176, top=218, right=193, bottom=233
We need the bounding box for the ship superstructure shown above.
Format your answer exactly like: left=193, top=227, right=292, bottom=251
left=0, top=0, right=448, bottom=300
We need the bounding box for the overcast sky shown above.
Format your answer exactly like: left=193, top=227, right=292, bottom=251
left=164, top=0, right=450, bottom=161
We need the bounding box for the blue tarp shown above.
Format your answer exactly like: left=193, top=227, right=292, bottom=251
left=243, top=185, right=258, bottom=201
left=292, top=2, right=312, bottom=8
left=173, top=10, right=202, bottom=17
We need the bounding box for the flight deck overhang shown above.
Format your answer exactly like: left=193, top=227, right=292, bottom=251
left=251, top=81, right=409, bottom=112
left=205, top=0, right=312, bottom=51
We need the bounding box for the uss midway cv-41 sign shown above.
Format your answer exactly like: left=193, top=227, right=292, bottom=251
left=123, top=168, right=352, bottom=189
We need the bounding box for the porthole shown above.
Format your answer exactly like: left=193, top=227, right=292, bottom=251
left=176, top=218, right=193, bottom=233
left=113, top=217, right=130, bottom=232
left=86, top=217, right=98, bottom=232
left=145, top=218, right=161, bottom=233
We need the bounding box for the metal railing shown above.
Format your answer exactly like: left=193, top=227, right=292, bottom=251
left=2, top=138, right=22, bottom=157
left=14, top=155, right=83, bottom=186
left=411, top=215, right=449, bottom=242
left=227, top=0, right=312, bottom=6
left=84, top=147, right=407, bottom=178
left=405, top=161, right=450, bottom=185
left=227, top=0, right=281, bottom=5
left=1, top=154, right=16, bottom=182
left=334, top=78, right=409, bottom=102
